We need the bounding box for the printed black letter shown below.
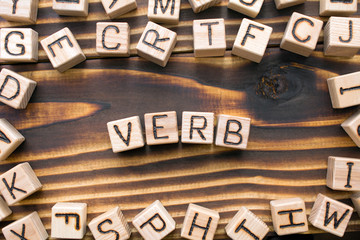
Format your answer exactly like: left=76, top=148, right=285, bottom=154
left=102, top=25, right=121, bottom=50
left=324, top=202, right=350, bottom=229
left=10, top=224, right=27, bottom=240
left=292, top=18, right=314, bottom=43
left=5, top=31, right=25, bottom=56
left=142, top=30, right=170, bottom=53
left=114, top=122, right=131, bottom=146
left=241, top=24, right=264, bottom=46
left=0, top=75, right=20, bottom=101
left=48, top=36, right=73, bottom=57
left=55, top=213, right=81, bottom=230
left=190, top=116, right=207, bottom=140
left=235, top=219, right=259, bottom=240
left=97, top=219, right=119, bottom=240
left=2, top=172, right=27, bottom=200
left=223, top=120, right=242, bottom=145
left=152, top=115, right=169, bottom=140
left=140, top=213, right=166, bottom=232
left=188, top=213, right=212, bottom=240
left=154, top=0, right=175, bottom=15
left=277, top=209, right=305, bottom=228
left=200, top=22, right=219, bottom=46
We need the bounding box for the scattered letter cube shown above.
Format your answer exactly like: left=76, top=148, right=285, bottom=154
left=0, top=0, right=38, bottom=23
left=144, top=111, right=178, bottom=145
left=41, top=27, right=86, bottom=72
left=342, top=110, right=360, bottom=147
left=327, top=156, right=360, bottom=191
left=188, top=0, right=220, bottom=13
left=0, top=119, right=25, bottom=161
left=181, top=111, right=214, bottom=144
left=309, top=193, right=353, bottom=237
left=280, top=12, right=323, bottom=57
left=132, top=200, right=175, bottom=240
left=136, top=21, right=177, bottom=67
left=232, top=18, right=272, bottom=63
left=148, top=0, right=180, bottom=24
left=96, top=22, right=130, bottom=57
left=228, top=0, right=264, bottom=18
left=274, top=0, right=306, bottom=9
left=52, top=0, right=89, bottom=17
left=101, top=0, right=137, bottom=19
left=320, top=0, right=357, bottom=16
left=0, top=196, right=11, bottom=221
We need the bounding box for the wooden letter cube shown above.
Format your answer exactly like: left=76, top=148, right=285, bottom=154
left=101, top=0, right=137, bottom=19
left=181, top=203, right=220, bottom=240
left=144, top=111, right=178, bottom=145
left=51, top=202, right=87, bottom=239
left=2, top=212, right=48, bottom=240
left=280, top=12, right=323, bottom=57
left=232, top=18, right=272, bottom=63
left=0, top=28, right=38, bottom=62
left=309, top=193, right=353, bottom=237
left=215, top=114, right=251, bottom=150
left=107, top=116, right=144, bottom=152
left=327, top=71, right=360, bottom=109
left=89, top=206, right=131, bottom=240
left=320, top=0, right=357, bottom=16
left=132, top=200, right=175, bottom=240
left=136, top=21, right=177, bottom=67
left=0, top=196, right=12, bottom=221
left=0, top=69, right=37, bottom=110
left=225, top=207, right=269, bottom=240
left=41, top=27, right=86, bottom=72
left=0, top=162, right=42, bottom=206
left=188, top=0, right=220, bottom=13
left=327, top=156, right=360, bottom=191
left=0, top=0, right=38, bottom=23
left=351, top=192, right=360, bottom=217
left=148, top=0, right=180, bottom=24
left=193, top=18, right=226, bottom=57
left=342, top=110, right=360, bottom=147
left=181, top=111, right=214, bottom=144
left=274, top=0, right=306, bottom=9
left=228, top=0, right=264, bottom=18
left=324, top=17, right=360, bottom=57
left=0, top=118, right=25, bottom=161
left=52, top=0, right=89, bottom=17
left=96, top=22, right=130, bottom=57
left=270, top=198, right=308, bottom=235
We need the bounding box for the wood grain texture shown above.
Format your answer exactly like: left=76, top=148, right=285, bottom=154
left=1, top=0, right=360, bottom=239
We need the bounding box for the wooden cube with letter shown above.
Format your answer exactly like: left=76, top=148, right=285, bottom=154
left=181, top=111, right=214, bottom=144
left=51, top=202, right=87, bottom=239
left=101, top=0, right=137, bottom=19
left=148, top=0, right=180, bottom=24
left=2, top=212, right=48, bottom=240
left=280, top=12, right=323, bottom=57
left=96, top=22, right=130, bottom=57
left=232, top=18, right=272, bottom=63
left=320, top=0, right=357, bottom=16
left=89, top=206, right=131, bottom=240
left=0, top=162, right=42, bottom=205
left=188, top=0, right=220, bottom=13
left=0, top=118, right=25, bottom=161
left=309, top=193, right=353, bottom=237
left=342, top=110, right=360, bottom=147
left=0, top=28, right=38, bottom=62
left=41, top=27, right=86, bottom=72
left=136, top=21, right=177, bottom=67
left=351, top=192, right=360, bottom=217
left=326, top=156, right=360, bottom=191
left=0, top=196, right=11, bottom=221
left=228, top=0, right=264, bottom=18
left=225, top=207, right=269, bottom=240
left=274, top=0, right=306, bottom=9
left=144, top=111, right=178, bottom=145
left=0, top=0, right=38, bottom=23
left=132, top=200, right=175, bottom=240
left=270, top=198, right=308, bottom=235
left=52, top=0, right=89, bottom=17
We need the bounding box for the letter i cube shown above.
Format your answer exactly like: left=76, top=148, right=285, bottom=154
left=326, top=156, right=360, bottom=191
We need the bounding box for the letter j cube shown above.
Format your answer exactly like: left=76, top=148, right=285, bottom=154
left=136, top=21, right=177, bottom=67
left=51, top=202, right=87, bottom=239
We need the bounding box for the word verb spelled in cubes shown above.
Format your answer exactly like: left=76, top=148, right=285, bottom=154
left=41, top=27, right=86, bottom=72
left=132, top=200, right=175, bottom=240
left=89, top=206, right=131, bottom=240
left=0, top=119, right=25, bottom=161
left=188, top=0, right=220, bottom=13
left=96, top=22, right=130, bottom=57
left=148, top=0, right=181, bottom=24
left=280, top=12, right=323, bottom=57
left=0, top=162, right=42, bottom=205
left=2, top=212, right=48, bottom=240
left=101, top=0, right=137, bottom=19
left=228, top=0, right=264, bottom=18
left=52, top=0, right=89, bottom=16
left=327, top=156, right=360, bottom=191
left=51, top=202, right=87, bottom=239
left=320, top=0, right=357, bottom=16
left=0, top=0, right=38, bottom=23
left=309, top=193, right=353, bottom=237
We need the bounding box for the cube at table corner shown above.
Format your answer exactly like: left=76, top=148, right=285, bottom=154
left=326, top=156, right=360, bottom=191
left=96, top=22, right=130, bottom=57
left=193, top=18, right=226, bottom=57
left=101, top=0, right=137, bottom=19
left=51, top=202, right=87, bottom=239
left=309, top=193, right=353, bottom=237
left=0, top=0, right=38, bottom=23
left=270, top=197, right=308, bottom=235
left=215, top=114, right=251, bottom=150
left=232, top=18, right=272, bottom=63
left=342, top=110, right=360, bottom=147
left=89, top=206, right=131, bottom=240
left=132, top=200, right=175, bottom=240
left=274, top=0, right=306, bottom=10
left=0, top=118, right=25, bottom=161
left=0, top=28, right=38, bottom=62
left=351, top=192, right=360, bottom=217
left=324, top=17, right=360, bottom=57
left=2, top=212, right=48, bottom=240
left=181, top=111, right=214, bottom=144
left=227, top=0, right=264, bottom=18
left=0, top=196, right=12, bottom=221
left=320, top=0, right=357, bottom=17
left=181, top=203, right=220, bottom=240
left=136, top=21, right=177, bottom=67
left=148, top=0, right=181, bottom=24
left=327, top=71, right=360, bottom=109
left=107, top=116, right=144, bottom=152
left=280, top=12, right=323, bottom=57
left=144, top=111, right=178, bottom=145
left=0, top=162, right=42, bottom=206
left=225, top=206, right=269, bottom=240
left=40, top=27, right=86, bottom=72
left=52, top=0, right=89, bottom=17
left=188, top=0, right=221, bottom=13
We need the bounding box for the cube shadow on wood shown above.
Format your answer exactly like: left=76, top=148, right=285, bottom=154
left=181, top=111, right=214, bottom=144
left=52, top=0, right=89, bottom=16
left=228, top=0, right=264, bottom=18
left=342, top=110, right=360, bottom=147
left=0, top=0, right=38, bottom=23
left=96, top=22, right=130, bottom=57
left=326, top=156, right=360, bottom=191
left=0, top=118, right=25, bottom=161
left=320, top=0, right=357, bottom=16
left=101, top=0, right=137, bottom=19
left=144, top=111, right=178, bottom=145
left=188, top=0, right=220, bottom=13
left=148, top=0, right=180, bottom=24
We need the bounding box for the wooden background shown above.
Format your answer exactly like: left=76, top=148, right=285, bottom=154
left=1, top=0, right=360, bottom=239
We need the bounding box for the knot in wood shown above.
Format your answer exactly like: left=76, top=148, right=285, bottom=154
left=256, top=67, right=288, bottom=100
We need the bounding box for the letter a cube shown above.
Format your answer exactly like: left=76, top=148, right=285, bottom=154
left=136, top=21, right=177, bottom=67
left=0, top=118, right=25, bottom=161
left=0, top=0, right=38, bottom=23
left=132, top=200, right=175, bottom=240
